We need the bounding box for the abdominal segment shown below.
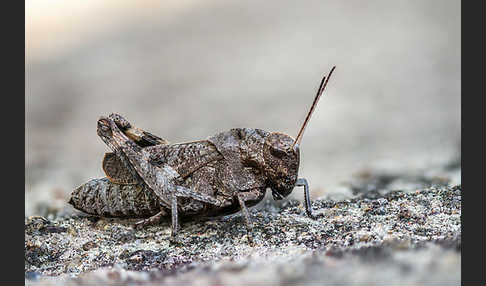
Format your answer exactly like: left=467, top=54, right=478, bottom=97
left=69, top=178, right=160, bottom=218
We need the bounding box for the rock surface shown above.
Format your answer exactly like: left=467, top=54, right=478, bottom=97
left=25, top=169, right=461, bottom=286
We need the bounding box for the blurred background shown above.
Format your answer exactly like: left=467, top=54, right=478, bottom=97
left=26, top=0, right=460, bottom=216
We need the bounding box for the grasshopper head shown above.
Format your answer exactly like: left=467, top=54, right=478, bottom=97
left=263, top=132, right=300, bottom=200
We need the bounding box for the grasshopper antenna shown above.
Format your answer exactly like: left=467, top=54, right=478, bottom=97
left=292, top=66, right=336, bottom=151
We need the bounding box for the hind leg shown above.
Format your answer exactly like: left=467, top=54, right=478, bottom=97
left=108, top=113, right=169, bottom=146
left=101, top=117, right=225, bottom=241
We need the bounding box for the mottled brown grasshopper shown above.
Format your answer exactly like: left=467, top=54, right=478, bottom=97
left=70, top=66, right=336, bottom=242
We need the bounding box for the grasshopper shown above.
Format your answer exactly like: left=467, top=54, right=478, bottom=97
left=70, top=66, right=336, bottom=242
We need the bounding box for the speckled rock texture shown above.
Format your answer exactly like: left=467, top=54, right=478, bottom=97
left=25, top=168, right=461, bottom=286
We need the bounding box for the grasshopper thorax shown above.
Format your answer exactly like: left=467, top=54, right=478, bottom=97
left=263, top=132, right=300, bottom=200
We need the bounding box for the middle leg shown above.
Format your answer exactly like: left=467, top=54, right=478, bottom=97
left=235, top=188, right=266, bottom=245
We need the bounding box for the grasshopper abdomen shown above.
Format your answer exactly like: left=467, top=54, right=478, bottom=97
left=70, top=178, right=160, bottom=218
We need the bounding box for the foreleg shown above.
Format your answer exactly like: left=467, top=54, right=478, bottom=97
left=295, top=178, right=315, bottom=219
